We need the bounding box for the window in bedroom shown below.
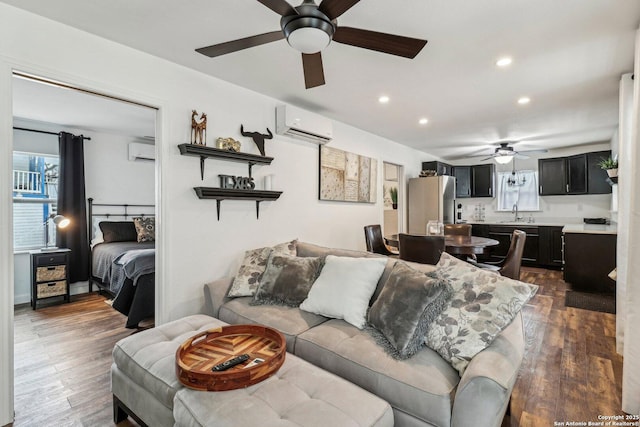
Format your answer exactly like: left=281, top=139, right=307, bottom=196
left=12, top=151, right=60, bottom=250
left=496, top=169, right=540, bottom=212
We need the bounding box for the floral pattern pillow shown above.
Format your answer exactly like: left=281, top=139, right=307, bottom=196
left=133, top=217, right=155, bottom=243
left=425, top=253, right=538, bottom=375
left=227, top=239, right=298, bottom=297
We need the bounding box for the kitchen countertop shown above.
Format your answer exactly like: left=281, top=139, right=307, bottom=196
left=562, top=223, right=617, bottom=235
left=464, top=220, right=575, bottom=227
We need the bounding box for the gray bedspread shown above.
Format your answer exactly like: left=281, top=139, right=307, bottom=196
left=92, top=241, right=154, bottom=294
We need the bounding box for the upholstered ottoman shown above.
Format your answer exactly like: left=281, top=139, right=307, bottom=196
left=112, top=314, right=393, bottom=427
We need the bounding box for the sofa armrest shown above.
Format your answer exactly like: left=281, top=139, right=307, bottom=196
left=203, top=278, right=233, bottom=319
left=451, top=312, right=525, bottom=427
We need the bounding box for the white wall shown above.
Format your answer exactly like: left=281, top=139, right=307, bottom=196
left=11, top=122, right=155, bottom=304
left=453, top=142, right=613, bottom=223
left=0, top=5, right=435, bottom=423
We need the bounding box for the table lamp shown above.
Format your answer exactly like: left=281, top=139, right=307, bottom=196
left=42, top=214, right=70, bottom=252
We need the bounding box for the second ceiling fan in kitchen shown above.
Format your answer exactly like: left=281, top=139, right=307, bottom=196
left=195, top=0, right=428, bottom=89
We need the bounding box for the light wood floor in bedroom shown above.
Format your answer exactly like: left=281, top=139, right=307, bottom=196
left=10, top=268, right=623, bottom=427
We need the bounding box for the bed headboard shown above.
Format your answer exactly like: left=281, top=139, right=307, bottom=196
left=87, top=197, right=155, bottom=241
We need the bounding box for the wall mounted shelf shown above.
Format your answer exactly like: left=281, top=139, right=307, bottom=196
left=607, top=176, right=618, bottom=186
left=178, top=144, right=274, bottom=180
left=194, top=187, right=282, bottom=220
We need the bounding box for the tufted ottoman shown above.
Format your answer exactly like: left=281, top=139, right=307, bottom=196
left=111, top=314, right=393, bottom=427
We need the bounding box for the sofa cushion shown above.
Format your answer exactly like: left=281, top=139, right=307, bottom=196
left=426, top=253, right=538, bottom=375
left=368, top=262, right=453, bottom=359
left=252, top=253, right=324, bottom=306
left=112, top=314, right=224, bottom=410
left=227, top=239, right=298, bottom=297
left=218, top=297, right=328, bottom=352
left=295, top=319, right=460, bottom=427
left=173, top=353, right=394, bottom=427
left=300, top=255, right=387, bottom=329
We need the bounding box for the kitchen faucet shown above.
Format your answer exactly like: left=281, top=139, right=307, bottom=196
left=512, top=203, right=522, bottom=222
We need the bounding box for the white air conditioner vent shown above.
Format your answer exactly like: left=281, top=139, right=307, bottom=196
left=128, top=142, right=155, bottom=161
left=275, top=105, right=333, bottom=144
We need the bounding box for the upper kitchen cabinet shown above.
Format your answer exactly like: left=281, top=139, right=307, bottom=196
left=453, top=166, right=471, bottom=198
left=472, top=164, right=495, bottom=197
left=421, top=161, right=452, bottom=176
left=539, top=150, right=608, bottom=195
left=454, top=164, right=494, bottom=198
left=586, top=151, right=613, bottom=194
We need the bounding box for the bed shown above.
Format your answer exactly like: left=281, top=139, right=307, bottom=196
left=88, top=198, right=156, bottom=328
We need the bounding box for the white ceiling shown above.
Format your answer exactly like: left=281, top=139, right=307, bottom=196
left=4, top=0, right=639, bottom=159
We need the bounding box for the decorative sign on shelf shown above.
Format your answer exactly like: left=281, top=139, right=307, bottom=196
left=219, top=175, right=256, bottom=190
left=240, top=125, right=272, bottom=156
left=191, top=110, right=208, bottom=145
left=319, top=145, right=377, bottom=203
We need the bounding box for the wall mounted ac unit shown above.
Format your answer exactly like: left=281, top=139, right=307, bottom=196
left=275, top=104, right=333, bottom=144
left=128, top=142, right=155, bottom=161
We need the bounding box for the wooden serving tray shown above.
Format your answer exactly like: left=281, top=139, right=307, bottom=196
left=176, top=324, right=286, bottom=391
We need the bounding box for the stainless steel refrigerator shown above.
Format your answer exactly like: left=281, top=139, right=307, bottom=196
left=407, top=176, right=456, bottom=234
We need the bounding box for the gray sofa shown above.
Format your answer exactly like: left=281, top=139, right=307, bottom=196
left=202, top=241, right=525, bottom=427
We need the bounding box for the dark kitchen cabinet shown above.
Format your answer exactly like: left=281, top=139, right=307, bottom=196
left=485, top=225, right=539, bottom=265
left=472, top=164, right=494, bottom=198
left=538, top=157, right=567, bottom=195
left=563, top=232, right=616, bottom=294
left=587, top=151, right=613, bottom=194
left=538, top=226, right=564, bottom=268
left=566, top=154, right=587, bottom=194
left=539, top=151, right=609, bottom=196
left=422, top=161, right=452, bottom=176
left=453, top=166, right=472, bottom=198
left=453, top=164, right=494, bottom=198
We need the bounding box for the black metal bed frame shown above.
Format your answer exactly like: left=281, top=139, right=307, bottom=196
left=87, top=197, right=155, bottom=294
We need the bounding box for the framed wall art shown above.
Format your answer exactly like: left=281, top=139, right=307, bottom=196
left=319, top=145, right=377, bottom=203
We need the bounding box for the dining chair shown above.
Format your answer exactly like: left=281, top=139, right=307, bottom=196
left=444, top=223, right=472, bottom=236
left=472, top=230, right=527, bottom=280
left=398, top=233, right=445, bottom=265
left=364, top=224, right=398, bottom=257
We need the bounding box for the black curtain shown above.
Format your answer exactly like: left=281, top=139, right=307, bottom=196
left=56, top=132, right=89, bottom=282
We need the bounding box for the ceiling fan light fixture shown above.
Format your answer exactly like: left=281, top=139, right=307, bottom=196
left=495, top=155, right=514, bottom=164
left=284, top=16, right=334, bottom=54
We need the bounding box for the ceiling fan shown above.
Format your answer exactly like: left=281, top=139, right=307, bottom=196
left=480, top=142, right=548, bottom=164
left=195, top=0, right=428, bottom=89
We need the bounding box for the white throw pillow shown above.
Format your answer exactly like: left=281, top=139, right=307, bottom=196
left=300, top=255, right=387, bottom=329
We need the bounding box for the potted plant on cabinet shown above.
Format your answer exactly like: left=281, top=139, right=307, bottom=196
left=598, top=157, right=618, bottom=178
left=389, top=187, right=398, bottom=210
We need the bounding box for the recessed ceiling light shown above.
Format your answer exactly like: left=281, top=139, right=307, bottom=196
left=517, top=97, right=531, bottom=105
left=378, top=95, right=390, bottom=104
left=496, top=57, right=513, bottom=67
left=419, top=118, right=429, bottom=125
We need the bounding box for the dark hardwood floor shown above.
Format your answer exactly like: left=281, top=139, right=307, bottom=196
left=10, top=268, right=623, bottom=427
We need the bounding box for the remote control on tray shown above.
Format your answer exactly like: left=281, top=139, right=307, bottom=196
left=211, top=354, right=250, bottom=371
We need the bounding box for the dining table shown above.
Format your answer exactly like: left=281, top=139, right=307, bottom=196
left=384, top=233, right=500, bottom=256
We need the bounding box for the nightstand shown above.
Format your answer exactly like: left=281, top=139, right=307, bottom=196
left=30, top=248, right=71, bottom=310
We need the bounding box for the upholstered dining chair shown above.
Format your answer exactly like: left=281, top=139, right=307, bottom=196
left=444, top=223, right=472, bottom=236
left=398, top=233, right=445, bottom=265
left=364, top=224, right=398, bottom=257
left=472, top=230, right=527, bottom=280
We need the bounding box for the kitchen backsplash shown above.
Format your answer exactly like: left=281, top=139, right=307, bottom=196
left=457, top=193, right=613, bottom=224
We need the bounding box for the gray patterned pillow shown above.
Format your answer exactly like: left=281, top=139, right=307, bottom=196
left=425, top=253, right=538, bottom=375
left=368, top=262, right=453, bottom=359
left=227, top=240, right=298, bottom=297
left=251, top=253, right=324, bottom=307
left=133, top=217, right=155, bottom=242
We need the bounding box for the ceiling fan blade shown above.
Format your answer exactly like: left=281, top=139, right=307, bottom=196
left=515, top=154, right=530, bottom=159
left=333, top=27, right=427, bottom=58
left=196, top=31, right=284, bottom=58
left=257, top=0, right=298, bottom=16
left=480, top=156, right=495, bottom=161
left=302, top=52, right=325, bottom=89
left=517, top=149, right=548, bottom=154
left=318, top=0, right=361, bottom=20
